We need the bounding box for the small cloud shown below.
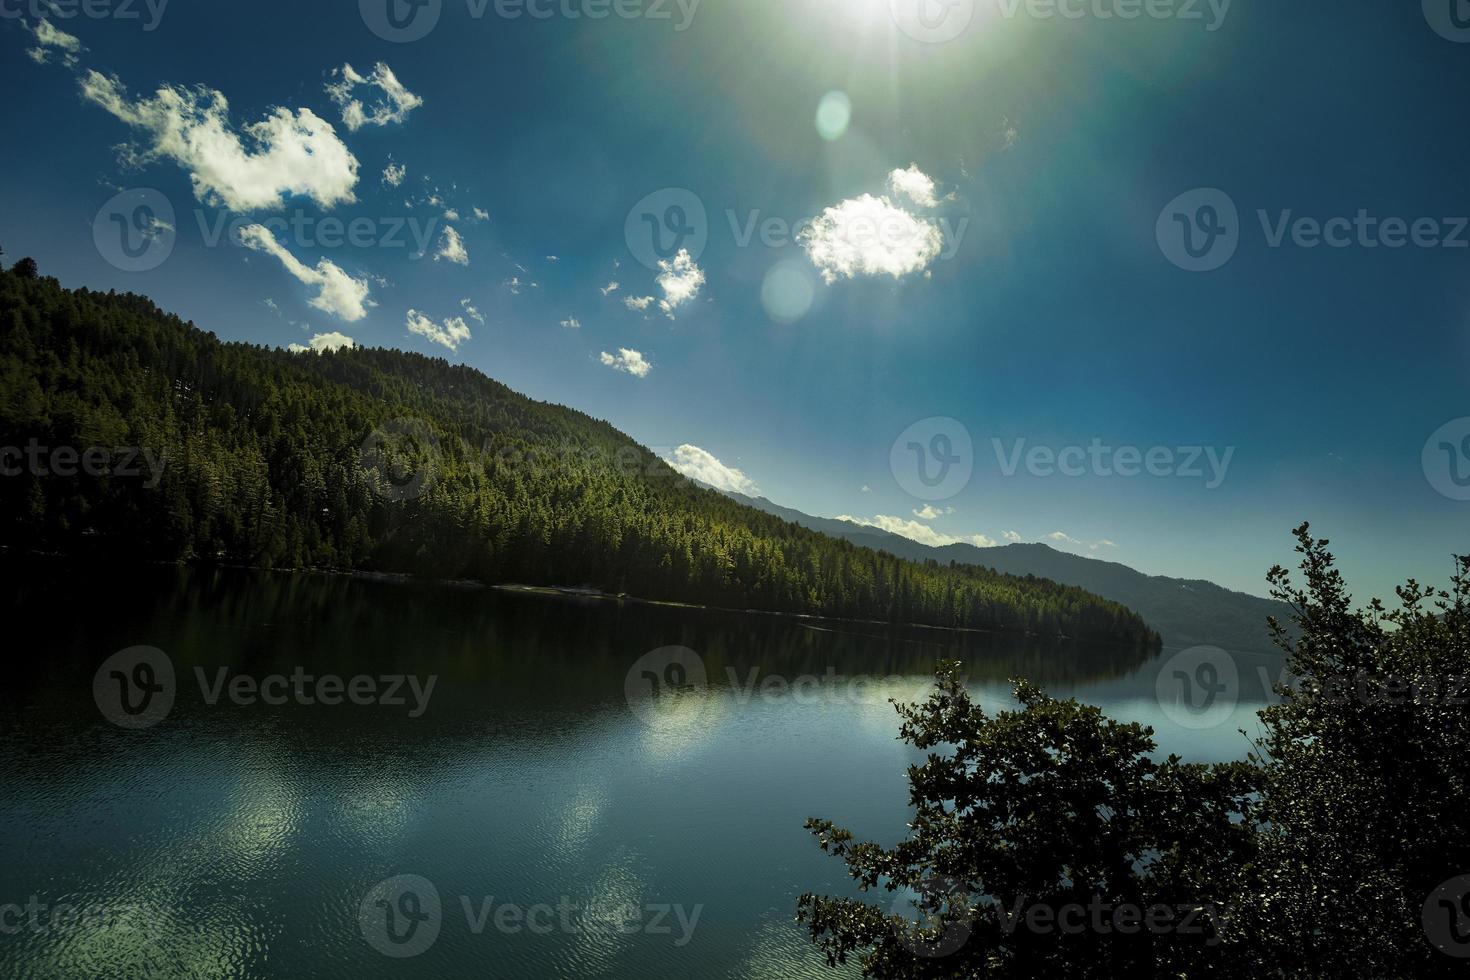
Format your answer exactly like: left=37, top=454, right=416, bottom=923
left=325, top=62, right=423, bottom=132
left=435, top=226, right=468, bottom=265
left=599, top=348, right=651, bottom=378
left=460, top=298, right=484, bottom=324
left=560, top=317, right=581, bottom=329
left=1002, top=530, right=1022, bottom=543
left=601, top=281, right=621, bottom=296
left=504, top=276, right=525, bottom=295
left=860, top=485, right=872, bottom=493
left=238, top=224, right=374, bottom=322
left=443, top=208, right=460, bottom=221
left=662, top=445, right=759, bottom=496
left=287, top=331, right=355, bottom=354
left=406, top=309, right=472, bottom=352
left=655, top=248, right=705, bottom=317
left=473, top=207, right=490, bottom=222
left=623, top=295, right=655, bottom=312
left=24, top=18, right=83, bottom=67
left=887, top=164, right=940, bottom=208
left=546, top=255, right=559, bottom=263
left=382, top=162, right=406, bottom=188
left=912, top=504, right=954, bottom=520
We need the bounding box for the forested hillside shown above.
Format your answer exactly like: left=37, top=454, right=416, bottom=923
left=0, top=263, right=1157, bottom=645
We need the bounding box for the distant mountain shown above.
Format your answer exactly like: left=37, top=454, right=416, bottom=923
left=723, top=492, right=1290, bottom=654
left=0, top=267, right=1157, bottom=647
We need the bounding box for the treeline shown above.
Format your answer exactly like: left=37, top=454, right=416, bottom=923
left=0, top=263, right=1158, bottom=646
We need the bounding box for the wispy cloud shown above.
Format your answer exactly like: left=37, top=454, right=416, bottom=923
left=406, top=309, right=472, bottom=352
left=238, top=224, right=373, bottom=322
left=838, top=514, right=996, bottom=549
left=1047, top=531, right=1117, bottom=553
left=325, top=62, right=423, bottom=132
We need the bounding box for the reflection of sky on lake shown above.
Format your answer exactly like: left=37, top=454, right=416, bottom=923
left=0, top=563, right=1276, bottom=978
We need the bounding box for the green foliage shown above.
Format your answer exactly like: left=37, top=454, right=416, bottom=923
left=0, top=269, right=1158, bottom=644
left=11, top=256, right=37, bottom=280
left=799, top=525, right=1470, bottom=977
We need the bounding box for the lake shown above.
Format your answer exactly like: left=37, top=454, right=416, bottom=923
left=0, top=561, right=1283, bottom=978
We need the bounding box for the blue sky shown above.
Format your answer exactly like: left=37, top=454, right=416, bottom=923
left=2, top=0, right=1467, bottom=601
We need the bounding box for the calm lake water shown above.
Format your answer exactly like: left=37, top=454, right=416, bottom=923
left=0, top=561, right=1283, bottom=978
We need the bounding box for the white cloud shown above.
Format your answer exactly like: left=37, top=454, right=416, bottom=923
left=325, top=62, right=423, bottom=132
left=624, top=295, right=654, bottom=312
left=504, top=276, right=528, bottom=294
left=460, top=298, right=484, bottom=324
left=800, top=192, right=944, bottom=284
left=546, top=255, right=559, bottom=262
left=81, top=70, right=359, bottom=212
left=406, top=309, right=472, bottom=352
left=601, top=281, right=621, bottom=296
left=662, top=445, right=760, bottom=496
left=382, top=162, right=406, bottom=187
left=838, top=514, right=997, bottom=549
left=1047, top=531, right=1117, bottom=553
left=655, top=248, right=705, bottom=316
left=1003, top=530, right=1023, bottom=543
left=887, top=164, right=940, bottom=208
left=237, top=224, right=374, bottom=322
left=599, top=348, right=652, bottom=378
left=473, top=207, right=490, bottom=222
left=434, top=226, right=468, bottom=265
left=287, top=331, right=355, bottom=354
left=912, top=504, right=954, bottom=520
left=860, top=485, right=872, bottom=493
left=443, top=208, right=460, bottom=221
left=560, top=317, right=581, bottom=329
left=25, top=18, right=82, bottom=67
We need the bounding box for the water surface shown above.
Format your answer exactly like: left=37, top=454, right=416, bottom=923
left=0, top=562, right=1280, bottom=978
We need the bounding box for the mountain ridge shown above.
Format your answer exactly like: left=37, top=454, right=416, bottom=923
left=720, top=491, right=1289, bottom=654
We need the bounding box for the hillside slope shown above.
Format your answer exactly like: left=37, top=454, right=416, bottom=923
left=0, top=267, right=1158, bottom=646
